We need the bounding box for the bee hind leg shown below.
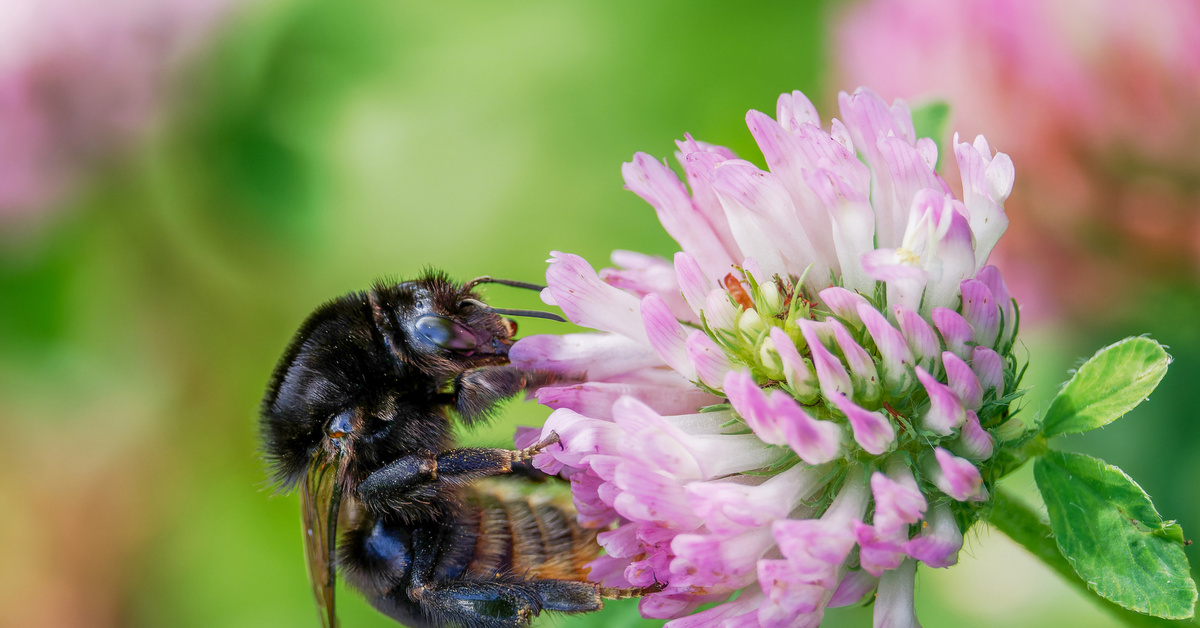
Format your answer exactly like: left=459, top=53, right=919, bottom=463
left=406, top=579, right=543, bottom=628
left=530, top=580, right=603, bottom=613
left=529, top=580, right=662, bottom=616
left=598, top=582, right=667, bottom=599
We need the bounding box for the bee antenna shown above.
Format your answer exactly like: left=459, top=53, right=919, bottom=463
left=464, top=276, right=547, bottom=292
left=489, top=307, right=569, bottom=323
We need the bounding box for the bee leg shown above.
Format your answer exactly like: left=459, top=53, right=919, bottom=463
left=359, top=437, right=562, bottom=508
left=453, top=366, right=560, bottom=424
left=405, top=530, right=546, bottom=628
left=530, top=580, right=603, bottom=613
left=598, top=582, right=667, bottom=599
left=407, top=579, right=545, bottom=628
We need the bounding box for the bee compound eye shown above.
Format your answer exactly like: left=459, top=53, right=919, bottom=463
left=413, top=315, right=479, bottom=351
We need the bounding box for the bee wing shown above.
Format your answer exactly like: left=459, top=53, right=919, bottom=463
left=300, top=457, right=343, bottom=628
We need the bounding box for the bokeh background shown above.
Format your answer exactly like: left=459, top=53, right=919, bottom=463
left=2, top=0, right=1197, bottom=626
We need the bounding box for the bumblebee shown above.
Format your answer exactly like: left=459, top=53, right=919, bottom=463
left=260, top=273, right=651, bottom=628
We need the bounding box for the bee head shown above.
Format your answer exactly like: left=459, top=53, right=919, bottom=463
left=374, top=273, right=519, bottom=378
left=259, top=272, right=560, bottom=491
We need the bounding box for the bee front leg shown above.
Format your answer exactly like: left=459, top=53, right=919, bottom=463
left=452, top=366, right=561, bottom=424
left=358, top=434, right=560, bottom=510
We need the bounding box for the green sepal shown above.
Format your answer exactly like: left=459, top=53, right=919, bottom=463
left=1035, top=451, right=1197, bottom=619
left=1042, top=336, right=1171, bottom=437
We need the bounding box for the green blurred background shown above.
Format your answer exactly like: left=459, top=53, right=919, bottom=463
left=1, top=1, right=1195, bottom=626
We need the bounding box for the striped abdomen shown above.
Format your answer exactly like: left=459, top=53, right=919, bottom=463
left=452, top=480, right=599, bottom=582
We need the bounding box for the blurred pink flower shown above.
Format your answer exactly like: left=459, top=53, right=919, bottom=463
left=0, top=0, right=236, bottom=221
left=836, top=0, right=1200, bottom=320
left=514, top=88, right=1029, bottom=627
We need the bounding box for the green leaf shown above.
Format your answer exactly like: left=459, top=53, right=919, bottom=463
left=1035, top=451, right=1196, bottom=619
left=1042, top=337, right=1171, bottom=437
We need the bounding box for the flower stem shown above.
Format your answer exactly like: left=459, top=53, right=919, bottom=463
left=989, top=489, right=1196, bottom=627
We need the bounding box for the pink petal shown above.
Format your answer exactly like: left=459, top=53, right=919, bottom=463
left=756, top=559, right=830, bottom=626
left=669, top=526, right=775, bottom=590
left=745, top=108, right=838, bottom=267
left=685, top=330, right=732, bottom=389
left=923, top=204, right=977, bottom=313
left=852, top=520, right=907, bottom=576
left=725, top=371, right=842, bottom=465
left=798, top=319, right=853, bottom=401
left=776, top=90, right=820, bottom=131
left=768, top=389, right=846, bottom=465
left=711, top=159, right=828, bottom=282
left=642, top=293, right=696, bottom=379
left=904, top=502, right=963, bottom=568
left=858, top=303, right=916, bottom=393
left=976, top=265, right=1016, bottom=348
left=686, top=465, right=824, bottom=535
left=862, top=247, right=929, bottom=314
left=829, top=318, right=882, bottom=404
left=942, top=351, right=984, bottom=410
left=583, top=554, right=632, bottom=587
left=960, top=279, right=1000, bottom=349
left=664, top=588, right=763, bottom=628
left=954, top=132, right=1012, bottom=269
left=932, top=307, right=973, bottom=360
left=876, top=134, right=951, bottom=248
left=819, top=286, right=872, bottom=328
left=806, top=168, right=876, bottom=292
left=705, top=288, right=740, bottom=332
left=837, top=88, right=907, bottom=249
left=870, top=463, right=927, bottom=536
left=674, top=251, right=711, bottom=319
left=954, top=410, right=995, bottom=461
left=612, top=465, right=700, bottom=529
left=535, top=380, right=720, bottom=420
left=830, top=392, right=895, bottom=455
left=971, top=345, right=1005, bottom=397
left=931, top=447, right=987, bottom=501
left=773, top=469, right=869, bottom=572
left=893, top=303, right=941, bottom=373
left=915, top=366, right=966, bottom=436
left=769, top=326, right=819, bottom=402
left=623, top=152, right=736, bottom=276
left=873, top=558, right=920, bottom=628
left=828, top=570, right=879, bottom=608
left=724, top=370, right=784, bottom=445
left=546, top=252, right=648, bottom=343
left=602, top=250, right=696, bottom=324
left=510, top=332, right=660, bottom=380
left=639, top=594, right=706, bottom=621
left=675, top=135, right=745, bottom=266
left=597, top=522, right=643, bottom=557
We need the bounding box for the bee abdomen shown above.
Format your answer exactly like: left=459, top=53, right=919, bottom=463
left=465, top=486, right=598, bottom=582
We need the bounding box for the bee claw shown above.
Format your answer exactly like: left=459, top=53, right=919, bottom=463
left=512, top=431, right=561, bottom=463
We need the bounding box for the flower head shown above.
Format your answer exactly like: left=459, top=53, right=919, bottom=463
left=514, top=87, right=1026, bottom=626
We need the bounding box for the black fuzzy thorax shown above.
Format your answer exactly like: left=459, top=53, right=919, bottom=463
left=259, top=275, right=475, bottom=492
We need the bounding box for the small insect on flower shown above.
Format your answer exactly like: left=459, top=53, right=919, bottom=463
left=513, top=88, right=1028, bottom=627
left=259, top=272, right=660, bottom=628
